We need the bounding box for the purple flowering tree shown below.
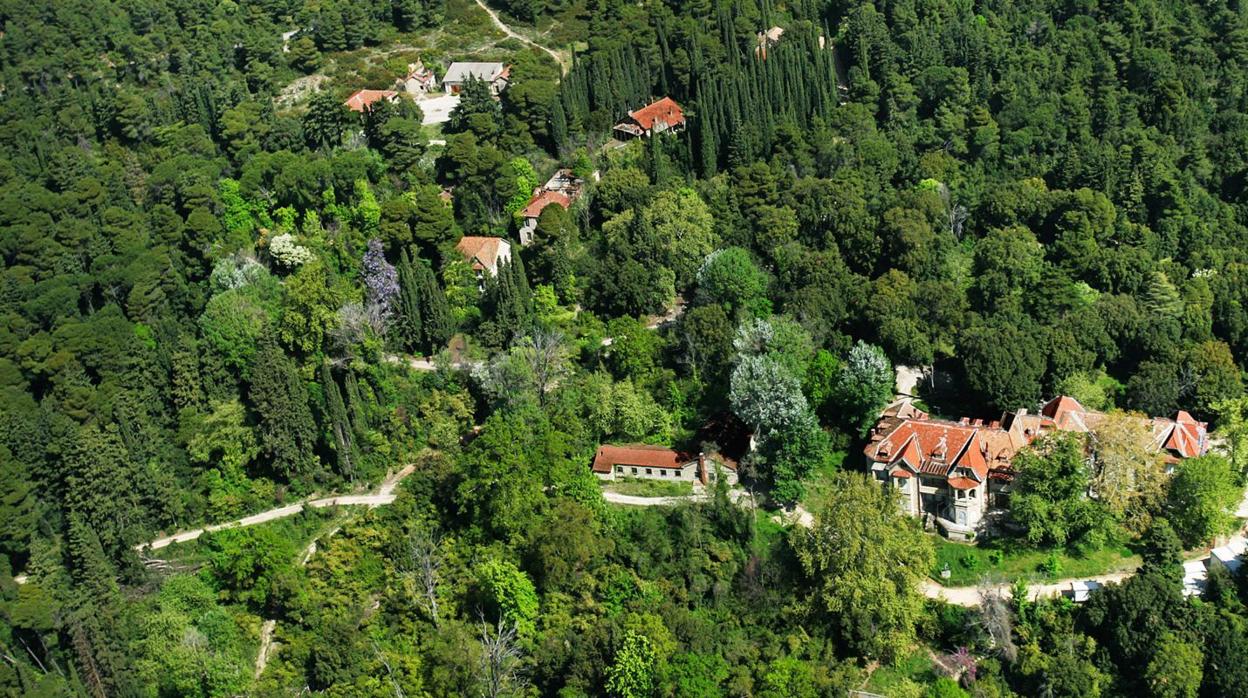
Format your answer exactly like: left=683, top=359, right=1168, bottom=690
left=362, top=239, right=399, bottom=323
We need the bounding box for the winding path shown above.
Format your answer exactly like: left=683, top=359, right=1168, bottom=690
left=254, top=525, right=343, bottom=678
left=139, top=464, right=415, bottom=552
left=473, top=0, right=569, bottom=74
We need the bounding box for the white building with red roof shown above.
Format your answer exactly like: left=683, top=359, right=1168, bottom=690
left=865, top=396, right=1209, bottom=539
left=398, top=61, right=438, bottom=96
left=591, top=444, right=738, bottom=486
left=613, top=97, right=686, bottom=139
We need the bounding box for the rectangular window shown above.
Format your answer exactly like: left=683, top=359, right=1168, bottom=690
left=631, top=467, right=638, bottom=475
left=645, top=468, right=652, bottom=475
left=970, top=488, right=977, bottom=499
left=615, top=466, right=623, bottom=473
left=659, top=470, right=666, bottom=477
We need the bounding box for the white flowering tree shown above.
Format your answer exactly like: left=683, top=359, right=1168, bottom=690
left=268, top=233, right=315, bottom=268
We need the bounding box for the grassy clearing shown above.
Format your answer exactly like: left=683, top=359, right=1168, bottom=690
left=752, top=509, right=788, bottom=554
left=930, top=537, right=1140, bottom=586
left=603, top=477, right=694, bottom=497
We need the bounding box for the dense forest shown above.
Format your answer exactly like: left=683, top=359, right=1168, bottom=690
left=5, top=0, right=1248, bottom=696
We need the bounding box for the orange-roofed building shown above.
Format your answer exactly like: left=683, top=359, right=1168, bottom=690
left=613, top=97, right=686, bottom=140
left=591, top=444, right=737, bottom=486
left=517, top=168, right=585, bottom=246
left=344, top=89, right=399, bottom=113
left=455, top=236, right=512, bottom=280
left=865, top=394, right=1209, bottom=539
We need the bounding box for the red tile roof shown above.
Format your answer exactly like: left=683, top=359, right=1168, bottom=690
left=868, top=395, right=1210, bottom=487
left=592, top=444, right=690, bottom=474
left=872, top=419, right=990, bottom=483
left=344, top=89, right=398, bottom=112
left=521, top=189, right=571, bottom=219
left=626, top=97, right=685, bottom=131
left=947, top=476, right=979, bottom=490
left=455, top=236, right=508, bottom=272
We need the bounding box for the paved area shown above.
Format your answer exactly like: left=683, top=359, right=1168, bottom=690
left=602, top=491, right=709, bottom=506
left=420, top=94, right=460, bottom=125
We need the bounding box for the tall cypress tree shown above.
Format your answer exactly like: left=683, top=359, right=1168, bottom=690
left=343, top=368, right=369, bottom=434
left=248, top=332, right=318, bottom=480
left=320, top=361, right=358, bottom=482
left=414, top=254, right=454, bottom=352
left=397, top=248, right=425, bottom=352
left=63, top=423, right=141, bottom=559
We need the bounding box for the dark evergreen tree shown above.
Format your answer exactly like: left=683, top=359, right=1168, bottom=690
left=247, top=333, right=318, bottom=480
left=396, top=248, right=426, bottom=352
left=321, top=361, right=359, bottom=482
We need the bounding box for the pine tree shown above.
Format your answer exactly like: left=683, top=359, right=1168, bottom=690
left=321, top=361, right=359, bottom=482
left=0, top=445, right=38, bottom=561
left=248, top=332, right=318, bottom=480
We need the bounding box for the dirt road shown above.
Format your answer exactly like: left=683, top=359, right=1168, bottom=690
left=473, top=0, right=569, bottom=74
left=140, top=464, right=415, bottom=552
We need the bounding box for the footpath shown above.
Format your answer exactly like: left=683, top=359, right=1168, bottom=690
left=11, top=465, right=416, bottom=586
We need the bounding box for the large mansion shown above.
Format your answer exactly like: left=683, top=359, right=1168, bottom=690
left=865, top=396, right=1209, bottom=539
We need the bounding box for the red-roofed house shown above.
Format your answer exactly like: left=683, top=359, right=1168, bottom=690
left=865, top=395, right=1209, bottom=539
left=517, top=169, right=585, bottom=246
left=592, top=444, right=738, bottom=486
left=344, top=89, right=400, bottom=113
left=865, top=416, right=996, bottom=539
left=455, top=236, right=512, bottom=280
left=613, top=97, right=686, bottom=139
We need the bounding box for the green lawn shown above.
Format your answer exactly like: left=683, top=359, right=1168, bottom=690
left=751, top=510, right=788, bottom=554
left=930, top=536, right=1140, bottom=586
left=603, top=477, right=694, bottom=498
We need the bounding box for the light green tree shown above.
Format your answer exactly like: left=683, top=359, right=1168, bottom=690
left=791, top=472, right=934, bottom=662
left=477, top=558, right=539, bottom=637
left=1144, top=632, right=1202, bottom=698
left=1167, top=454, right=1241, bottom=546
left=643, top=187, right=718, bottom=287
left=606, top=630, right=658, bottom=698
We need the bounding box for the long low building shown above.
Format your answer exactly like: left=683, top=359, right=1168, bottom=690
left=865, top=396, right=1209, bottom=539
left=591, top=444, right=738, bottom=486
